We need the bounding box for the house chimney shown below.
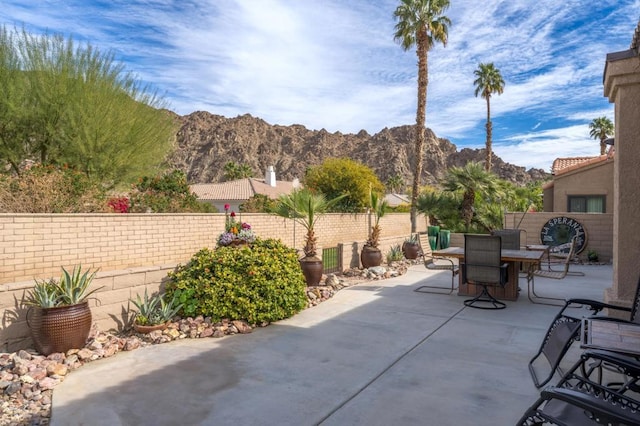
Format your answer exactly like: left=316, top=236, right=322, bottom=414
left=265, top=166, right=276, bottom=187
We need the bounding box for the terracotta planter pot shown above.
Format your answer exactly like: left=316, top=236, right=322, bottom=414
left=27, top=301, right=92, bottom=356
left=402, top=242, right=420, bottom=260
left=133, top=322, right=169, bottom=334
left=361, top=247, right=383, bottom=268
left=300, top=258, right=323, bottom=286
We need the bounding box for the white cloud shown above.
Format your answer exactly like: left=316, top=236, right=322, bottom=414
left=0, top=0, right=637, bottom=171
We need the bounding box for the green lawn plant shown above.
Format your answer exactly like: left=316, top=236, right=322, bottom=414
left=165, top=238, right=307, bottom=324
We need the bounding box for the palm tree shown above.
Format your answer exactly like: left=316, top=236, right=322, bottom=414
left=473, top=62, right=505, bottom=172
left=272, top=189, right=344, bottom=259
left=223, top=161, right=253, bottom=181
left=365, top=191, right=389, bottom=248
left=589, top=116, right=614, bottom=156
left=385, top=174, right=405, bottom=193
left=393, top=0, right=451, bottom=233
left=443, top=162, right=499, bottom=231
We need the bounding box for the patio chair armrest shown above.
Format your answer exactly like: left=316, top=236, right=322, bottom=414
left=431, top=255, right=455, bottom=267
left=582, top=349, right=640, bottom=375
left=563, top=299, right=632, bottom=315
left=541, top=387, right=640, bottom=425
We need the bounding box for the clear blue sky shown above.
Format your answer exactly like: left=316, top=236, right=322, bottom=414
left=1, top=1, right=637, bottom=171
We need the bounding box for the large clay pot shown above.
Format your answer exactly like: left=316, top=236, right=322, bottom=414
left=402, top=242, right=420, bottom=260
left=27, top=301, right=92, bottom=356
left=133, top=322, right=169, bottom=334
left=300, top=258, right=323, bottom=286
left=361, top=246, right=383, bottom=268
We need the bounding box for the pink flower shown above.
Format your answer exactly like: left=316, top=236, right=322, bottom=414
left=241, top=222, right=251, bottom=230
left=224, top=203, right=230, bottom=211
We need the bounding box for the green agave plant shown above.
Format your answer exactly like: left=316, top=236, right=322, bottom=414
left=131, top=290, right=183, bottom=326
left=386, top=244, right=403, bottom=263
left=25, top=265, right=101, bottom=308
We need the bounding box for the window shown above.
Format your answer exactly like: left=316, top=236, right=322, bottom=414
left=567, top=196, right=605, bottom=213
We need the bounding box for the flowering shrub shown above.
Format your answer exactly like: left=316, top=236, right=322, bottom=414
left=108, top=197, right=130, bottom=213
left=218, top=206, right=256, bottom=246
left=165, top=239, right=307, bottom=323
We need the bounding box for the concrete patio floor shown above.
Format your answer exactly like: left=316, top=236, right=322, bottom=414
left=50, top=263, right=614, bottom=426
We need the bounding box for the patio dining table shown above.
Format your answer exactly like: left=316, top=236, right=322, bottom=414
left=432, top=247, right=544, bottom=301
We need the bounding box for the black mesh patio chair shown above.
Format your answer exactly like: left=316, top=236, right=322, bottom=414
left=518, top=350, right=640, bottom=425
left=528, top=275, right=640, bottom=388
left=461, top=234, right=509, bottom=310
left=414, top=232, right=459, bottom=295
left=490, top=228, right=521, bottom=250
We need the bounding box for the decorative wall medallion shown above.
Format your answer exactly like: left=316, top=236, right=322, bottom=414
left=540, top=216, right=587, bottom=254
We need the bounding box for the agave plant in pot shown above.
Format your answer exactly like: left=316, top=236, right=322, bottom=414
left=24, top=265, right=102, bottom=356
left=130, top=289, right=183, bottom=333
left=361, top=191, right=389, bottom=268
left=273, top=188, right=345, bottom=286
left=402, top=233, right=420, bottom=260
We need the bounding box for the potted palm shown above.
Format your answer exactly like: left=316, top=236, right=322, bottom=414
left=24, top=265, right=102, bottom=355
left=273, top=188, right=345, bottom=286
left=361, top=191, right=389, bottom=268
left=130, top=289, right=182, bottom=333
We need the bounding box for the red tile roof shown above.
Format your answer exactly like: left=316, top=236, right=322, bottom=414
left=551, top=157, right=596, bottom=174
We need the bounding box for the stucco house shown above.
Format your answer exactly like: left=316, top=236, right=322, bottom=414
left=542, top=147, right=614, bottom=213
left=190, top=166, right=300, bottom=212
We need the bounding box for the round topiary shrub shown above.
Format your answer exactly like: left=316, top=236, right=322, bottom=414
left=165, top=238, right=307, bottom=324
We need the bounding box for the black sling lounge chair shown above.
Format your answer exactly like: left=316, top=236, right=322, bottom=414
left=519, top=349, right=640, bottom=425
left=528, top=275, right=640, bottom=388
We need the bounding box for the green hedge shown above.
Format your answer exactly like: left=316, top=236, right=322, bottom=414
left=165, top=238, right=307, bottom=324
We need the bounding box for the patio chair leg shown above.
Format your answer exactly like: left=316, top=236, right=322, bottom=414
left=414, top=269, right=458, bottom=295
left=527, top=276, right=565, bottom=306
left=463, top=286, right=506, bottom=310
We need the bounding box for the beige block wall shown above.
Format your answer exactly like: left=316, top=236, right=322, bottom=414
left=503, top=212, right=613, bottom=262
left=0, top=212, right=423, bottom=352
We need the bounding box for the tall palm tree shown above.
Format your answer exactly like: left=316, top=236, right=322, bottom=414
left=443, top=162, right=499, bottom=231
left=393, top=0, right=451, bottom=233
left=473, top=62, right=505, bottom=172
left=589, top=116, right=614, bottom=156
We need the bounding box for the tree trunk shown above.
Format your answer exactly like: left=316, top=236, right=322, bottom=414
left=600, top=139, right=606, bottom=156
left=410, top=29, right=429, bottom=233
left=485, top=96, right=492, bottom=172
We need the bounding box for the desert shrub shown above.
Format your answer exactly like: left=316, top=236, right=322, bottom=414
left=304, top=157, right=385, bottom=213
left=129, top=170, right=216, bottom=213
left=0, top=164, right=108, bottom=213
left=240, top=194, right=276, bottom=213
left=165, top=238, right=307, bottom=324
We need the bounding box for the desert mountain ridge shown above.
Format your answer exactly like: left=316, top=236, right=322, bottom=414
left=168, top=111, right=550, bottom=187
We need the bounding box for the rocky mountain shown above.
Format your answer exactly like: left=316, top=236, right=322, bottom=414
left=168, top=111, right=550, bottom=187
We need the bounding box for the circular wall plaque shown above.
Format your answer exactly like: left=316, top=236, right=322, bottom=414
left=540, top=216, right=587, bottom=254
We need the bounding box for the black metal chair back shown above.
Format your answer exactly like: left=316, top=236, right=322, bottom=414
left=491, top=229, right=521, bottom=250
